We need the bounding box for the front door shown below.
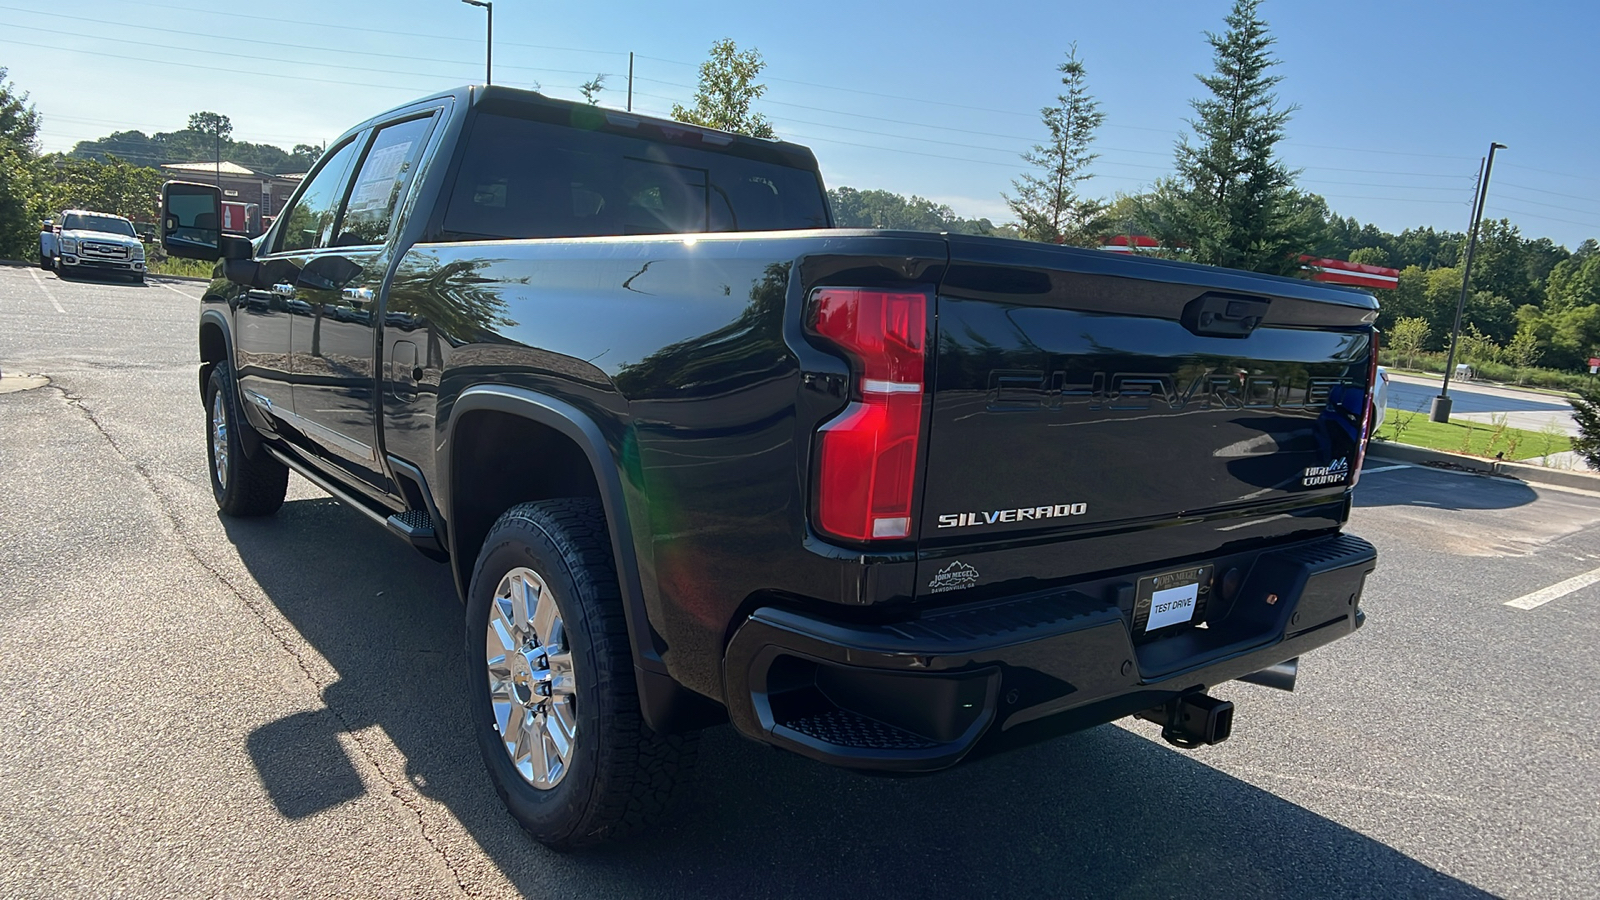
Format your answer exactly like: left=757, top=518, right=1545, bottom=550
left=234, top=137, right=361, bottom=434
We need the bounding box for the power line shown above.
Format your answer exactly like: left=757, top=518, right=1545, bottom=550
left=1498, top=181, right=1600, bottom=208
left=0, top=3, right=617, bottom=79
left=1483, top=204, right=1600, bottom=232
left=1502, top=162, right=1600, bottom=186
left=111, top=0, right=631, bottom=58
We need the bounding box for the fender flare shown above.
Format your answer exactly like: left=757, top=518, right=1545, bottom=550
left=199, top=308, right=266, bottom=461
left=444, top=385, right=709, bottom=731
left=198, top=308, right=233, bottom=397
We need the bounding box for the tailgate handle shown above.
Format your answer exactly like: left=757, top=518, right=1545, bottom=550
left=1183, top=294, right=1269, bottom=338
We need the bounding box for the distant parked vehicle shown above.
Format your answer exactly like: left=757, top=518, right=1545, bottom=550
left=50, top=209, right=147, bottom=283
left=38, top=218, right=58, bottom=269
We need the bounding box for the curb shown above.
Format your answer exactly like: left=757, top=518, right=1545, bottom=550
left=1368, top=441, right=1600, bottom=491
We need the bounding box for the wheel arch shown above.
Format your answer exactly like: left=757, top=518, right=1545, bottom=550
left=198, top=309, right=231, bottom=400
left=443, top=386, right=717, bottom=732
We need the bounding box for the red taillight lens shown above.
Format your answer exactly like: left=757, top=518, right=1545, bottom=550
left=809, top=289, right=928, bottom=541
left=1351, top=329, right=1380, bottom=488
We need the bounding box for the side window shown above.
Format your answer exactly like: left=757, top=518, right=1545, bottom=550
left=275, top=139, right=359, bottom=254
left=335, top=116, right=434, bottom=248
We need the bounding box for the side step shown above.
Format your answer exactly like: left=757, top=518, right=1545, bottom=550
left=386, top=509, right=446, bottom=560
left=262, top=445, right=446, bottom=560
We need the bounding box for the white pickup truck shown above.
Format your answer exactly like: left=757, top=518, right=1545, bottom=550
left=40, top=209, right=147, bottom=283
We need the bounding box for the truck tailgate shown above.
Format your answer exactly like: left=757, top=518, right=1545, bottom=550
left=921, top=237, right=1376, bottom=556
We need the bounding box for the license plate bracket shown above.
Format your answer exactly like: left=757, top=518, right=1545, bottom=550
left=1133, top=564, right=1214, bottom=637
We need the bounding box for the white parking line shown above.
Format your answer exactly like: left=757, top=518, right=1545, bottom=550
left=26, top=269, right=66, bottom=314
left=1504, top=565, right=1600, bottom=610
left=1360, top=464, right=1411, bottom=475
left=158, top=282, right=201, bottom=300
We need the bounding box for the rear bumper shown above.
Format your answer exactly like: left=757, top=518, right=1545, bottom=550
left=723, top=532, right=1376, bottom=772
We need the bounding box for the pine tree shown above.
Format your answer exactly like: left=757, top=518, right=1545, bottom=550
left=1141, top=0, right=1309, bottom=275
left=1005, top=45, right=1105, bottom=245
left=671, top=39, right=776, bottom=139
left=1569, top=386, right=1600, bottom=469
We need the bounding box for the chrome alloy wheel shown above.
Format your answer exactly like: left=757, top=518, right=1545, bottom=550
left=211, top=390, right=229, bottom=489
left=486, top=566, right=577, bottom=789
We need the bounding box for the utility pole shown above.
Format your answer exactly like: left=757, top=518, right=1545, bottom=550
left=461, top=0, right=492, bottom=85
left=1431, top=141, right=1506, bottom=423
left=627, top=52, right=634, bottom=112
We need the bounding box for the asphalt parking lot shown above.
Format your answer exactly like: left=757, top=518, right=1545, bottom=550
left=2, top=264, right=1597, bottom=898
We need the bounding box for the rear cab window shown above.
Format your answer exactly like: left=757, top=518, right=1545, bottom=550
left=439, top=110, right=829, bottom=241
left=336, top=115, right=436, bottom=248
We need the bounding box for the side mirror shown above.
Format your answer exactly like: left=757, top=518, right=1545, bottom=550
left=41, top=218, right=53, bottom=229
left=162, top=181, right=223, bottom=261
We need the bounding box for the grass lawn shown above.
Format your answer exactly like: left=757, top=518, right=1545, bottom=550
left=1371, top=409, right=1571, bottom=461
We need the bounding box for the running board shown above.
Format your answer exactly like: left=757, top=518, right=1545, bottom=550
left=263, top=445, right=446, bottom=559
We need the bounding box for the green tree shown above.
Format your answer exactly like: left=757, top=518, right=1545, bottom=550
left=1506, top=325, right=1543, bottom=377
left=671, top=39, right=775, bottom=138
left=579, top=74, right=607, bottom=106
left=0, top=68, right=48, bottom=260
left=1138, top=0, right=1307, bottom=275
left=1388, top=316, right=1430, bottom=368
left=1347, top=246, right=1391, bottom=268
left=828, top=187, right=1016, bottom=236
left=1543, top=255, right=1600, bottom=312
left=1568, top=386, right=1600, bottom=469
left=0, top=66, right=40, bottom=151
left=187, top=111, right=233, bottom=141
left=45, top=154, right=165, bottom=223
left=1005, top=44, right=1105, bottom=246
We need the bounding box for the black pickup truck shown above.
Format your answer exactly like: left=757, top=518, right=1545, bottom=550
left=162, top=85, right=1379, bottom=849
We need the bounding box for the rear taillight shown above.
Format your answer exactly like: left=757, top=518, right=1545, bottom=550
left=808, top=288, right=929, bottom=541
left=1350, top=329, right=1380, bottom=488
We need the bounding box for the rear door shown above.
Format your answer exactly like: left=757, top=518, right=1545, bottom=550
left=287, top=113, right=439, bottom=489
left=921, top=238, right=1375, bottom=552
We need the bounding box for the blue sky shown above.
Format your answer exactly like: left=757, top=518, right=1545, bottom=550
left=4, top=0, right=1597, bottom=249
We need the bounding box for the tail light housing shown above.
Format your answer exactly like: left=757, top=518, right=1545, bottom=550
left=807, top=288, right=929, bottom=541
left=1350, top=329, right=1380, bottom=488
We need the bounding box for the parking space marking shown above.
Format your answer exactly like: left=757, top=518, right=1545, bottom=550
left=26, top=269, right=66, bottom=314
left=1360, top=464, right=1411, bottom=475
left=158, top=282, right=201, bottom=300
left=1505, top=565, right=1600, bottom=610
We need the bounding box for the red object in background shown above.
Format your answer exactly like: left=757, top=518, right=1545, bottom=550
left=220, top=201, right=261, bottom=236
left=1100, top=235, right=1164, bottom=252
left=1298, top=256, right=1399, bottom=291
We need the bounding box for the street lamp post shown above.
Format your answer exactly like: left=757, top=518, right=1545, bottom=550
left=461, top=0, right=492, bottom=86
left=1430, top=140, right=1507, bottom=424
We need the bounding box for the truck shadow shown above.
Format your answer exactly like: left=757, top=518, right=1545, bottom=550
left=1353, top=466, right=1537, bottom=510
left=227, top=498, right=1492, bottom=900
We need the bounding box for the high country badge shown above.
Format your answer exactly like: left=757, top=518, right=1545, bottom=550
left=1302, top=457, right=1350, bottom=487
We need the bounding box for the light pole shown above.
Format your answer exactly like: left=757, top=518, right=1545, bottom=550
left=461, top=0, right=492, bottom=86
left=1430, top=140, right=1506, bottom=424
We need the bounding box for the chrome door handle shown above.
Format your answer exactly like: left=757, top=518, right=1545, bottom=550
left=272, top=283, right=295, bottom=295
left=342, top=287, right=373, bottom=303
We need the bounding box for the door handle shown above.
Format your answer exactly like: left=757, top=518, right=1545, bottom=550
left=272, top=283, right=295, bottom=295
left=342, top=287, right=373, bottom=303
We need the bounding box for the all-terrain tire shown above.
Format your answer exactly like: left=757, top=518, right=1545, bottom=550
left=465, top=499, right=698, bottom=850
left=204, top=361, right=288, bottom=517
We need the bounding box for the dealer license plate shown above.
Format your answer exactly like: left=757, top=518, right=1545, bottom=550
left=1133, top=565, right=1214, bottom=635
